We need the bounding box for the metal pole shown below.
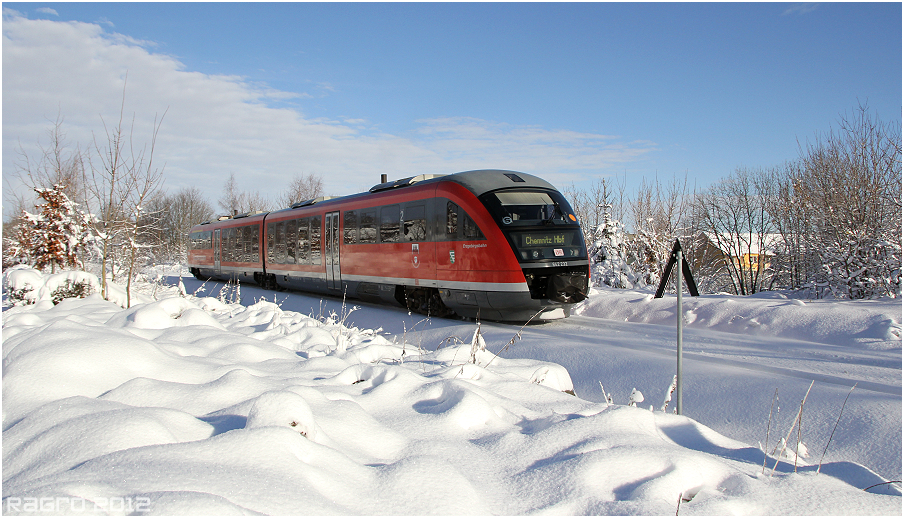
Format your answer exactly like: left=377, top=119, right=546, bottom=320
left=676, top=249, right=683, bottom=415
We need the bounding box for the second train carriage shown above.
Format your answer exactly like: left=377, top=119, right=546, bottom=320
left=188, top=169, right=590, bottom=321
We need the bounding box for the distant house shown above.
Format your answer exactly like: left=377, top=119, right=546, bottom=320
left=700, top=232, right=781, bottom=273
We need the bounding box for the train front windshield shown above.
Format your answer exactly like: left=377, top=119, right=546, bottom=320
left=480, top=190, right=588, bottom=262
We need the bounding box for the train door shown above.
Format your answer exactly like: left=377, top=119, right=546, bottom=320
left=213, top=229, right=222, bottom=275
left=325, top=212, right=341, bottom=290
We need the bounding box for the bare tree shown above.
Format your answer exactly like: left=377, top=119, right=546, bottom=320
left=218, top=173, right=241, bottom=216
left=122, top=111, right=166, bottom=308
left=628, top=173, right=694, bottom=288
left=766, top=161, right=818, bottom=291
left=5, top=115, right=88, bottom=227
left=694, top=167, right=776, bottom=295
left=219, top=172, right=270, bottom=215
left=278, top=172, right=324, bottom=208
left=787, top=104, right=902, bottom=298
left=85, top=80, right=166, bottom=305
left=561, top=182, right=592, bottom=244
left=146, top=186, right=214, bottom=261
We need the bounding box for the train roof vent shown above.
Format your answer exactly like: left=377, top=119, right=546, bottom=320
left=504, top=173, right=526, bottom=182
left=291, top=196, right=336, bottom=209
left=232, top=210, right=267, bottom=219
left=369, top=173, right=447, bottom=193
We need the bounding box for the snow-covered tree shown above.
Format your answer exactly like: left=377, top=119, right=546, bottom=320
left=8, top=184, right=94, bottom=273
left=590, top=205, right=643, bottom=289
left=3, top=214, right=35, bottom=269
left=778, top=104, right=901, bottom=299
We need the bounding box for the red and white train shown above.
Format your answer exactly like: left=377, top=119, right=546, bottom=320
left=187, top=170, right=590, bottom=321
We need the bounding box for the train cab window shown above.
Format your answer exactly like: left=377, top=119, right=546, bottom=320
left=380, top=205, right=401, bottom=243
left=310, top=216, right=322, bottom=265
left=403, top=204, right=426, bottom=242
left=190, top=231, right=212, bottom=250
left=296, top=218, right=309, bottom=264
left=286, top=219, right=297, bottom=264
left=360, top=211, right=377, bottom=244
left=485, top=191, right=570, bottom=224
left=344, top=211, right=358, bottom=244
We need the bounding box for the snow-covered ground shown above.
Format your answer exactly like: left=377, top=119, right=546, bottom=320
left=2, top=266, right=901, bottom=515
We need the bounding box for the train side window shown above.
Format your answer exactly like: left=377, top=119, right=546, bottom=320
left=233, top=227, right=241, bottom=262
left=251, top=226, right=260, bottom=261
left=236, top=227, right=242, bottom=260
left=286, top=219, right=297, bottom=264
left=267, top=223, right=276, bottom=264
left=239, top=226, right=246, bottom=261
left=236, top=227, right=244, bottom=260
left=221, top=228, right=230, bottom=261
left=275, top=221, right=287, bottom=264
left=242, top=226, right=251, bottom=262
left=297, top=218, right=309, bottom=264
left=360, top=210, right=377, bottom=244
left=228, top=227, right=238, bottom=262
left=344, top=211, right=358, bottom=244
left=380, top=205, right=400, bottom=243
left=403, top=204, right=426, bottom=242
left=220, top=228, right=228, bottom=261
left=310, top=216, right=322, bottom=265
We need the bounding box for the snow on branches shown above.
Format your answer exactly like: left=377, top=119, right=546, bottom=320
left=5, top=184, right=95, bottom=273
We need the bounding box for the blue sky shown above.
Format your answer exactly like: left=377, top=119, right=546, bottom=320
left=3, top=2, right=901, bottom=216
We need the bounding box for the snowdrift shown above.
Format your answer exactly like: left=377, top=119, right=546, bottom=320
left=2, top=273, right=900, bottom=514
left=576, top=287, right=902, bottom=350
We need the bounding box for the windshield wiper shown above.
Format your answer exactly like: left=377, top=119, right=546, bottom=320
left=543, top=204, right=562, bottom=225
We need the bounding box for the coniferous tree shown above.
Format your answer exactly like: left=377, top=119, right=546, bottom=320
left=13, top=184, right=94, bottom=273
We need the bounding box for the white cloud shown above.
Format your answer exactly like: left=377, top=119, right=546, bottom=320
left=2, top=14, right=655, bottom=214
left=782, top=3, right=820, bottom=16
left=35, top=7, right=59, bottom=16
left=412, top=117, right=655, bottom=185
